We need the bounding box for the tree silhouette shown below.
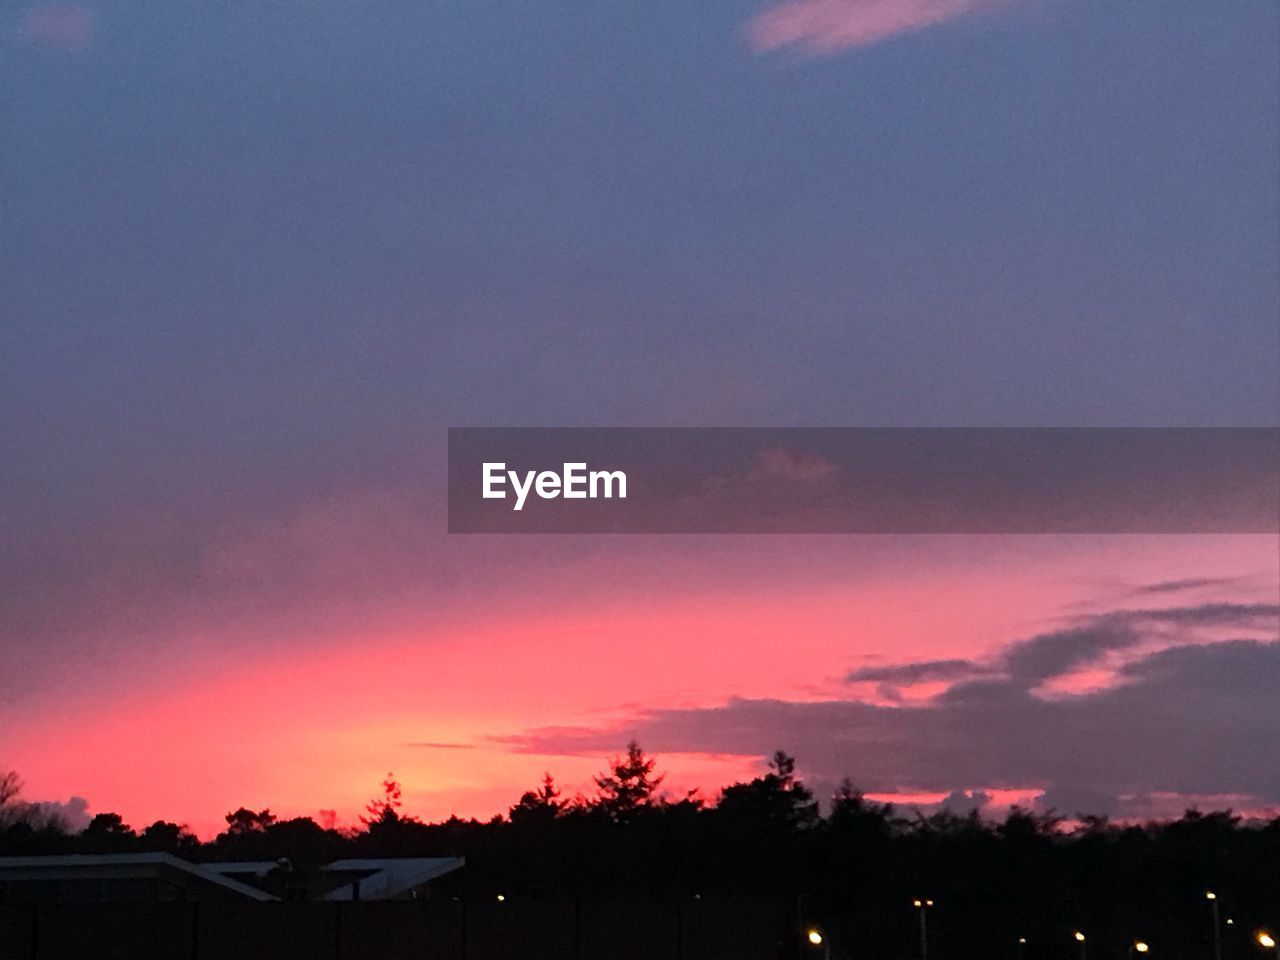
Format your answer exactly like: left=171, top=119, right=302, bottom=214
left=593, top=741, right=663, bottom=822
left=509, top=773, right=563, bottom=825
left=224, top=807, right=277, bottom=835
left=717, top=750, right=819, bottom=831
left=1, top=753, right=1277, bottom=958
left=139, top=820, right=200, bottom=856
left=829, top=777, right=894, bottom=840
left=362, top=772, right=404, bottom=827
left=0, top=771, right=23, bottom=827
left=81, top=812, right=136, bottom=853
left=0, top=770, right=20, bottom=809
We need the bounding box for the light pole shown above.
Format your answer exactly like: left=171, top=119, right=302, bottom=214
left=1074, top=930, right=1088, bottom=960
left=1258, top=931, right=1278, bottom=959
left=1206, top=891, right=1222, bottom=960
left=913, top=899, right=934, bottom=960
left=1016, top=936, right=1027, bottom=960
left=1130, top=940, right=1150, bottom=958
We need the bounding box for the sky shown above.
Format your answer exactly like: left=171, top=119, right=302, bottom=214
left=1, top=0, right=1278, bottom=837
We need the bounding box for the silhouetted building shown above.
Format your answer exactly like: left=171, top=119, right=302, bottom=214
left=0, top=854, right=464, bottom=903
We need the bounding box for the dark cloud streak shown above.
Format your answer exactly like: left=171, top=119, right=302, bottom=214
left=499, top=601, right=1280, bottom=811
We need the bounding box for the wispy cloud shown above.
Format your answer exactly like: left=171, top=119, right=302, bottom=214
left=404, top=741, right=476, bottom=751
left=847, top=657, right=991, bottom=685
left=851, top=602, right=1279, bottom=691
left=16, top=3, right=94, bottom=52
left=747, top=0, right=1017, bottom=56
left=1132, top=577, right=1241, bottom=596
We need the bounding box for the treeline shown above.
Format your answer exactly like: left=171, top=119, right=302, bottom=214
left=3, top=748, right=1278, bottom=958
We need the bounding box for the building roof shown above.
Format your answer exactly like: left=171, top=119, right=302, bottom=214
left=201, top=861, right=280, bottom=877
left=0, top=853, right=278, bottom=900
left=0, top=854, right=465, bottom=902
left=319, top=857, right=465, bottom=900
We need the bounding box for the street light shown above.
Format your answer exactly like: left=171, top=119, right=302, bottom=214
left=912, top=899, right=934, bottom=960
left=1258, top=931, right=1278, bottom=957
left=806, top=928, right=831, bottom=960
left=1132, top=941, right=1150, bottom=956
left=1017, top=937, right=1027, bottom=960
left=1207, top=891, right=1222, bottom=960
left=1074, top=930, right=1088, bottom=960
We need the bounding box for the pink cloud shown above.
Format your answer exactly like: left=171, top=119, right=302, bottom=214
left=17, top=3, right=94, bottom=52
left=747, top=0, right=1016, bottom=55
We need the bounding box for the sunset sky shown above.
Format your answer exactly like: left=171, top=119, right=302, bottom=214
left=2, top=0, right=1278, bottom=838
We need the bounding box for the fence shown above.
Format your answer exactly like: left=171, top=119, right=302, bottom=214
left=0, top=895, right=784, bottom=960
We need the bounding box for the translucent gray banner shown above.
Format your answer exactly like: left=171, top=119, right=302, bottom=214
left=447, top=428, right=1279, bottom=534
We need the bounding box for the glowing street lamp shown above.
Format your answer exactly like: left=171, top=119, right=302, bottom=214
left=1074, top=930, right=1088, bottom=960
left=1258, top=931, right=1278, bottom=958
left=1207, top=891, right=1222, bottom=960
left=1016, top=937, right=1027, bottom=960
left=806, top=928, right=831, bottom=960
left=912, top=899, right=935, bottom=960
left=1131, top=941, right=1150, bottom=957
